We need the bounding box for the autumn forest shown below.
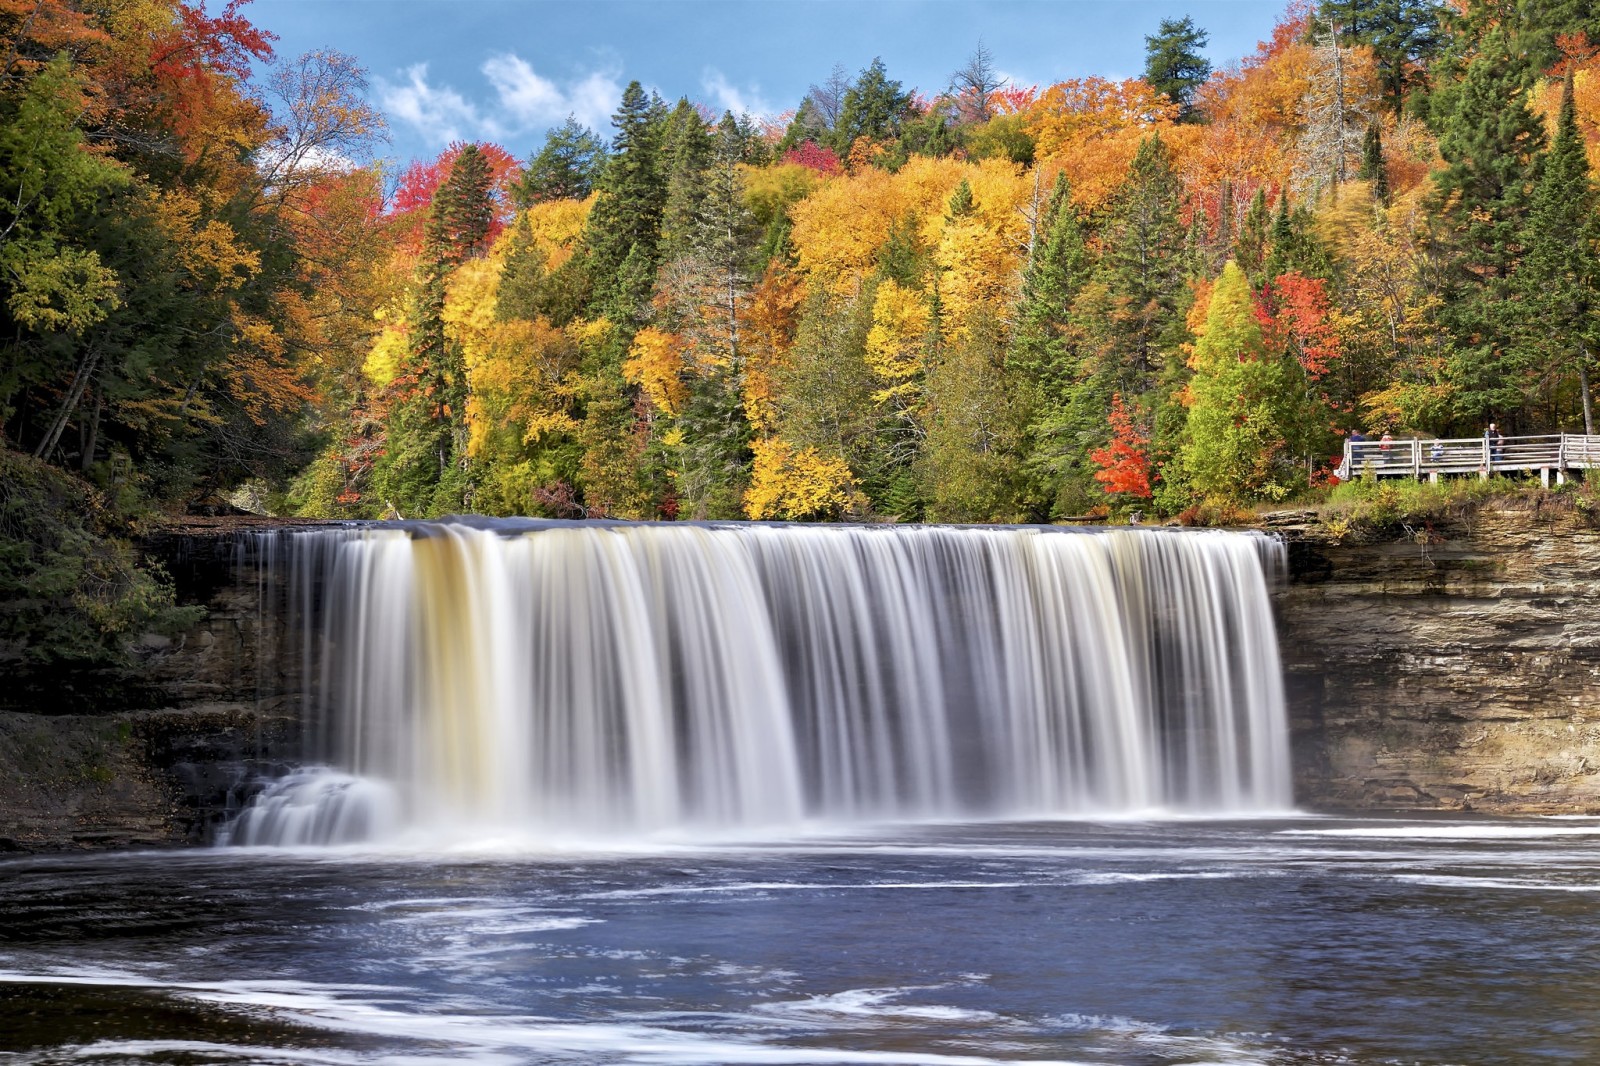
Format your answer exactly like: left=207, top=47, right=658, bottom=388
left=5, top=0, right=1600, bottom=536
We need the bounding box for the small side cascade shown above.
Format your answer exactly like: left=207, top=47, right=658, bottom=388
left=227, top=522, right=1292, bottom=845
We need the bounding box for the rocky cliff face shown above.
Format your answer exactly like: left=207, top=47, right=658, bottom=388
left=1274, top=497, right=1600, bottom=812
left=0, top=525, right=302, bottom=850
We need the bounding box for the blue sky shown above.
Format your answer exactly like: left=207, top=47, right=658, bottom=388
left=251, top=0, right=1291, bottom=167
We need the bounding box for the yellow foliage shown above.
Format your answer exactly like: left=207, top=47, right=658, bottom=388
left=864, top=279, right=930, bottom=403
left=363, top=324, right=409, bottom=385
left=742, top=265, right=804, bottom=434
left=1534, top=65, right=1600, bottom=172
left=788, top=156, right=967, bottom=292
left=152, top=190, right=260, bottom=290
left=742, top=163, right=820, bottom=226
left=743, top=438, right=863, bottom=520
left=623, top=326, right=689, bottom=416
left=934, top=159, right=1029, bottom=336
left=513, top=195, right=594, bottom=271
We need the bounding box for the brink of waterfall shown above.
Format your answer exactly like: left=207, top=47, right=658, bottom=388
left=221, top=523, right=1291, bottom=846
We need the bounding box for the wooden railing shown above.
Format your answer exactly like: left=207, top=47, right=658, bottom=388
left=1340, top=433, right=1600, bottom=484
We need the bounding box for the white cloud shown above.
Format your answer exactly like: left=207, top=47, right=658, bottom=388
left=700, top=68, right=775, bottom=121
left=377, top=56, right=624, bottom=152
left=484, top=53, right=622, bottom=135
left=376, top=63, right=489, bottom=147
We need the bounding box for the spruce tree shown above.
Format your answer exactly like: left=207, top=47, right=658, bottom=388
left=1143, top=16, right=1212, bottom=122
left=582, top=81, right=669, bottom=321
left=659, top=99, right=714, bottom=263
left=1515, top=71, right=1600, bottom=432
left=832, top=58, right=913, bottom=154
left=377, top=144, right=495, bottom=516
left=1433, top=32, right=1546, bottom=423
left=514, top=117, right=606, bottom=207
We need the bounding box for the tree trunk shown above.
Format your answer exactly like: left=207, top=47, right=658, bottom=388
left=1580, top=346, right=1595, bottom=436
left=80, top=385, right=102, bottom=472
left=32, top=347, right=100, bottom=462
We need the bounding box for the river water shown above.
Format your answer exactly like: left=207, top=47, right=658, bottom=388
left=5, top=814, right=1598, bottom=1065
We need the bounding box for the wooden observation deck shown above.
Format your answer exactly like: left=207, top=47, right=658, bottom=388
left=1341, top=433, right=1600, bottom=486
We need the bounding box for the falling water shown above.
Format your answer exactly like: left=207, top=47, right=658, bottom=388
left=222, top=523, right=1291, bottom=845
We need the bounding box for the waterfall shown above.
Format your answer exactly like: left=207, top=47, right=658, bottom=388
left=221, top=523, right=1291, bottom=845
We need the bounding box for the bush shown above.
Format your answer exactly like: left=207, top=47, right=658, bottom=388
left=0, top=449, right=202, bottom=711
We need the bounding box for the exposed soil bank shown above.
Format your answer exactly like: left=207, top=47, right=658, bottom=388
left=1272, top=497, right=1600, bottom=813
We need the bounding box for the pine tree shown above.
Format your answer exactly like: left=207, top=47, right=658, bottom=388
left=582, top=81, right=669, bottom=321
left=514, top=117, right=607, bottom=207
left=832, top=58, right=913, bottom=155
left=1433, top=32, right=1546, bottom=423
left=1319, top=0, right=1447, bottom=113
left=1515, top=71, right=1600, bottom=432
left=658, top=99, right=714, bottom=263
left=374, top=144, right=496, bottom=516
left=1142, top=16, right=1212, bottom=122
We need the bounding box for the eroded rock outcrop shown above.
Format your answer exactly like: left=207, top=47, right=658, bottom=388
left=1274, top=497, right=1600, bottom=812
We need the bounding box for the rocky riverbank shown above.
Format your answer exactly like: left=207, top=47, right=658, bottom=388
left=1271, top=494, right=1600, bottom=812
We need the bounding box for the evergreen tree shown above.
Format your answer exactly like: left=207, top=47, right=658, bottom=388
left=1010, top=175, right=1094, bottom=515
left=514, top=117, right=607, bottom=207
left=1234, top=188, right=1272, bottom=284
left=1319, top=0, right=1447, bottom=113
left=659, top=99, right=714, bottom=263
left=1264, top=194, right=1334, bottom=280
left=1143, top=16, right=1212, bottom=122
left=832, top=58, right=914, bottom=154
left=672, top=112, right=764, bottom=517
left=1433, top=32, right=1546, bottom=423
left=581, top=81, right=669, bottom=321
left=374, top=146, right=495, bottom=516
left=1515, top=71, right=1600, bottom=432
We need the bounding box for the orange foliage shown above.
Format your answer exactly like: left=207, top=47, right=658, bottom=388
left=1025, top=77, right=1179, bottom=211
left=742, top=264, right=804, bottom=434
left=1255, top=271, right=1341, bottom=378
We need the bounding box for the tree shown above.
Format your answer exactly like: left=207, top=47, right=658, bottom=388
left=1181, top=261, right=1298, bottom=501
left=658, top=98, right=713, bottom=263
left=1294, top=22, right=1377, bottom=198
left=1515, top=70, right=1600, bottom=432
left=1433, top=32, right=1547, bottom=424
left=1319, top=0, right=1447, bottom=113
left=1143, top=16, right=1212, bottom=122
left=1359, top=120, right=1391, bottom=203
left=581, top=81, right=668, bottom=319
left=832, top=58, right=914, bottom=156
left=515, top=116, right=606, bottom=206
left=950, top=41, right=1008, bottom=125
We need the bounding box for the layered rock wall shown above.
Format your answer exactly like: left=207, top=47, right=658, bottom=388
left=1274, top=498, right=1600, bottom=812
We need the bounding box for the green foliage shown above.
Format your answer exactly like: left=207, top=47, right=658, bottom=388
left=1143, top=16, right=1212, bottom=122
left=515, top=117, right=607, bottom=206
left=832, top=58, right=915, bottom=153
left=1181, top=262, right=1300, bottom=502
left=0, top=451, right=201, bottom=710
left=1320, top=0, right=1447, bottom=113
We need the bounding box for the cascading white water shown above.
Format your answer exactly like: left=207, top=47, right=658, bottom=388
left=222, top=522, right=1292, bottom=845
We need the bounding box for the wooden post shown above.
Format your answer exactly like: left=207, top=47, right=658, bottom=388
left=1541, top=467, right=1551, bottom=488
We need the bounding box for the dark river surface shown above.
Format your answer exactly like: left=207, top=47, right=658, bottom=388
left=3, top=815, right=1598, bottom=1065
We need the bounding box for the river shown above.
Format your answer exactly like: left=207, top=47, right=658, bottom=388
left=4, top=814, right=1596, bottom=1065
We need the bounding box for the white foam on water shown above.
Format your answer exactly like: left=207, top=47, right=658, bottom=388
left=1279, top=823, right=1600, bottom=840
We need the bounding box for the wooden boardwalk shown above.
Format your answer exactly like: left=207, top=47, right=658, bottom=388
left=1341, top=433, right=1600, bottom=485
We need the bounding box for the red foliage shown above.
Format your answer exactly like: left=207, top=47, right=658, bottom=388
left=782, top=140, right=842, bottom=176
left=1090, top=394, right=1153, bottom=498
left=1254, top=271, right=1340, bottom=378
left=387, top=141, right=523, bottom=255
left=990, top=84, right=1039, bottom=115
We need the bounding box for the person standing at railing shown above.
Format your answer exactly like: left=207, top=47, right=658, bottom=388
left=1485, top=422, right=1505, bottom=465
